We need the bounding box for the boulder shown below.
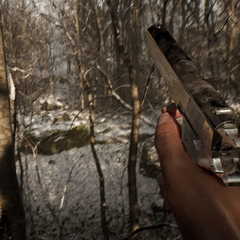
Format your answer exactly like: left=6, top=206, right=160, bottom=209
left=139, top=136, right=161, bottom=178
left=57, top=112, right=70, bottom=122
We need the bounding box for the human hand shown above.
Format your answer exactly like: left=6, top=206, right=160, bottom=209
left=155, top=103, right=240, bottom=240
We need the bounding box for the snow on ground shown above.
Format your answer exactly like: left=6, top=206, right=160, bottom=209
left=21, top=110, right=87, bottom=138
left=16, top=108, right=181, bottom=239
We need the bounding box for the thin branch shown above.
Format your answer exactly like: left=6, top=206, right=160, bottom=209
left=114, top=84, right=131, bottom=92
left=58, top=156, right=82, bottom=239
left=173, top=235, right=182, bottom=240
left=119, top=166, right=128, bottom=195
left=214, top=15, right=231, bottom=36
left=95, top=61, right=155, bottom=127
left=122, top=222, right=178, bottom=240
left=58, top=156, right=82, bottom=219
left=31, top=143, right=59, bottom=226
left=105, top=0, right=132, bottom=68
left=139, top=65, right=155, bottom=113
left=95, top=61, right=132, bottom=110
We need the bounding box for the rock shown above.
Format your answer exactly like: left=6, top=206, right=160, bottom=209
left=40, top=101, right=62, bottom=111
left=139, top=136, right=161, bottom=178
left=57, top=112, right=70, bottom=122
left=47, top=103, right=61, bottom=111
left=41, top=101, right=48, bottom=111
left=21, top=124, right=90, bottom=155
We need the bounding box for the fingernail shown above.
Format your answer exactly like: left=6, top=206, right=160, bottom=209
left=158, top=113, right=170, bottom=125
left=161, top=107, right=167, bottom=113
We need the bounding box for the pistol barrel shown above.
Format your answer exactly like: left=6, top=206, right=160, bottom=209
left=147, top=25, right=240, bottom=186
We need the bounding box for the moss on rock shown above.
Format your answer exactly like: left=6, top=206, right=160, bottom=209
left=22, top=124, right=90, bottom=155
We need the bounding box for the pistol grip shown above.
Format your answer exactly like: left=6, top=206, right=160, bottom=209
left=180, top=115, right=212, bottom=170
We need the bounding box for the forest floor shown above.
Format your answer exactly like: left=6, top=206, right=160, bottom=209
left=16, top=107, right=182, bottom=240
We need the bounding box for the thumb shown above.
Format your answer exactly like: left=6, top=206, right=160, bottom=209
left=155, top=113, right=187, bottom=168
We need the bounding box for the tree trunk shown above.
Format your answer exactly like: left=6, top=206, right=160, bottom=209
left=106, top=1, right=141, bottom=238
left=204, top=0, right=215, bottom=81
left=169, top=0, right=179, bottom=34
left=88, top=90, right=109, bottom=240
left=73, top=0, right=86, bottom=120
left=127, top=66, right=140, bottom=239
left=179, top=0, right=186, bottom=46
left=225, top=0, right=237, bottom=99
left=161, top=0, right=170, bottom=26
left=0, top=14, right=26, bottom=239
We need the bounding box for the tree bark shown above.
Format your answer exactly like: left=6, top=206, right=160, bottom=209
left=169, top=0, right=179, bottom=34
left=225, top=0, right=237, bottom=99
left=106, top=1, right=140, bottom=238
left=73, top=0, right=86, bottom=120
left=88, top=88, right=109, bottom=240
left=127, top=66, right=140, bottom=238
left=161, top=0, right=170, bottom=26
left=72, top=1, right=109, bottom=237
left=178, top=0, right=186, bottom=46
left=204, top=0, right=215, bottom=81
left=0, top=14, right=26, bottom=239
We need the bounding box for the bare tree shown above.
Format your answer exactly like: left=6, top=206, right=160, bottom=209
left=0, top=12, right=26, bottom=239
left=106, top=1, right=141, bottom=238
left=225, top=0, right=238, bottom=99
left=2, top=0, right=240, bottom=239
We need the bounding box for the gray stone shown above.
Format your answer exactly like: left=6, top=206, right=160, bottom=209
left=139, top=136, right=161, bottom=178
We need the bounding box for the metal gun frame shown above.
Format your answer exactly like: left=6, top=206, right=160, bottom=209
left=147, top=25, right=240, bottom=186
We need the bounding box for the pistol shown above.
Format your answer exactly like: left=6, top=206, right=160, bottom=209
left=147, top=25, right=240, bottom=186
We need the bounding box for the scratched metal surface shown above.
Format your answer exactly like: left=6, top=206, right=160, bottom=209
left=147, top=25, right=238, bottom=129
left=147, top=25, right=240, bottom=186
